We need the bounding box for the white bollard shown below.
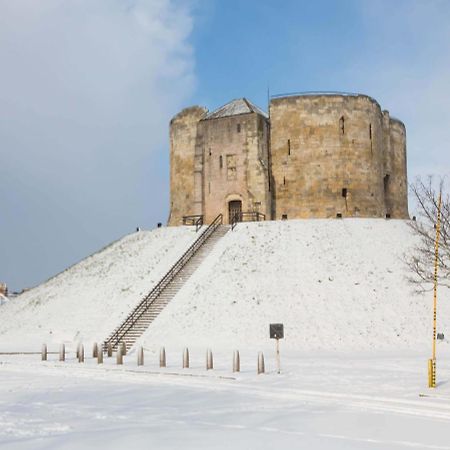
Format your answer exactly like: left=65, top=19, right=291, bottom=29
left=107, top=342, right=113, bottom=358
left=206, top=349, right=213, bottom=370
left=233, top=350, right=240, bottom=373
left=41, top=344, right=47, bottom=361
left=78, top=344, right=85, bottom=363
left=257, top=352, right=265, bottom=374
left=59, top=343, right=65, bottom=362
left=116, top=345, right=123, bottom=365
left=137, top=346, right=144, bottom=366
left=92, top=342, right=98, bottom=358
left=160, top=347, right=166, bottom=368
left=97, top=348, right=103, bottom=364
left=183, top=348, right=189, bottom=369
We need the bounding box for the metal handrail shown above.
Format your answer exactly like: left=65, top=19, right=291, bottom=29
left=103, top=214, right=223, bottom=350
left=195, top=216, right=203, bottom=232
left=231, top=211, right=266, bottom=230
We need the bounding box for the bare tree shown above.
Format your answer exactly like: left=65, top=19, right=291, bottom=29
left=406, top=176, right=450, bottom=292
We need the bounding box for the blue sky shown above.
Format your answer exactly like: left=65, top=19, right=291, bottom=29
left=1, top=0, right=450, bottom=291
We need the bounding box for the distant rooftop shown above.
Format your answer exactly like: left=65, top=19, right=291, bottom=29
left=204, top=98, right=268, bottom=120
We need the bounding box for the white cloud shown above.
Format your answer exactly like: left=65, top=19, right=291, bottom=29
left=0, top=0, right=196, bottom=290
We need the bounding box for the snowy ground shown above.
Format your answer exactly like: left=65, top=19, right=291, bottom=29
left=140, top=219, right=450, bottom=353
left=1, top=349, right=450, bottom=450
left=2, top=219, right=450, bottom=448
left=0, top=226, right=200, bottom=351
left=2, top=219, right=449, bottom=354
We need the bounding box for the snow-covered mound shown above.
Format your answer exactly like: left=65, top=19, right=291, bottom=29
left=139, top=219, right=450, bottom=352
left=2, top=219, right=448, bottom=353
left=0, top=227, right=200, bottom=351
left=0, top=293, right=8, bottom=306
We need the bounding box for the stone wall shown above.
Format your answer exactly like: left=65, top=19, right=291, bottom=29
left=198, top=113, right=271, bottom=224
left=269, top=94, right=408, bottom=219
left=168, top=93, right=409, bottom=226
left=168, top=106, right=207, bottom=226
left=387, top=118, right=408, bottom=218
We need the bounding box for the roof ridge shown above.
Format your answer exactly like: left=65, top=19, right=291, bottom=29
left=204, top=98, right=268, bottom=120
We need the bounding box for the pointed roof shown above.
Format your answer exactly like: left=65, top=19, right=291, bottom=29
left=204, top=98, right=268, bottom=120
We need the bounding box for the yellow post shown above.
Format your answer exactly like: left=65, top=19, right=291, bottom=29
left=429, top=192, right=442, bottom=388
left=428, top=358, right=436, bottom=388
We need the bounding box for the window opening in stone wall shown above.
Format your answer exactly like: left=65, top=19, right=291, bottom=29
left=237, top=124, right=241, bottom=133
left=219, top=155, right=223, bottom=169
left=339, top=116, right=345, bottom=135
left=209, top=148, right=212, bottom=156
left=384, top=174, right=390, bottom=193
left=386, top=213, right=391, bottom=219
left=283, top=176, right=286, bottom=185
left=342, top=188, right=348, bottom=212
left=288, top=139, right=291, bottom=155
left=282, top=214, right=288, bottom=220
left=369, top=124, right=372, bottom=139
left=336, top=213, right=342, bottom=218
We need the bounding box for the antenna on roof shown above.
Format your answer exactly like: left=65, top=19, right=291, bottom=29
left=267, top=84, right=270, bottom=118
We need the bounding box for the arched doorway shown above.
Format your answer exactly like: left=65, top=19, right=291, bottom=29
left=228, top=200, right=242, bottom=224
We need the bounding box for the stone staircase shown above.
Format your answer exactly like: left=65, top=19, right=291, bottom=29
left=103, top=217, right=228, bottom=352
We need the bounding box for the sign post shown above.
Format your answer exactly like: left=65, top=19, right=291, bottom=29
left=270, top=323, right=284, bottom=374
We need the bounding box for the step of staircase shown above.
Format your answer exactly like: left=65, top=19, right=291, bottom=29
left=103, top=220, right=229, bottom=352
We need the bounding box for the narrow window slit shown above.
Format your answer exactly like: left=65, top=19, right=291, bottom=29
left=339, top=116, right=345, bottom=135
left=384, top=174, right=390, bottom=193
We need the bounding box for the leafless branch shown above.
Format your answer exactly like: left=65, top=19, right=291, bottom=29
left=405, top=176, right=450, bottom=292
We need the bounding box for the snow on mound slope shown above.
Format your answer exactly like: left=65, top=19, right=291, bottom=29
left=139, top=219, right=450, bottom=352
left=0, top=294, right=8, bottom=306
left=0, top=227, right=200, bottom=351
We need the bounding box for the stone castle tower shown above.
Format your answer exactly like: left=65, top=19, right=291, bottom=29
left=168, top=93, right=408, bottom=225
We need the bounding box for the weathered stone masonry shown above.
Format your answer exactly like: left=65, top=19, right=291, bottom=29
left=168, top=93, right=408, bottom=225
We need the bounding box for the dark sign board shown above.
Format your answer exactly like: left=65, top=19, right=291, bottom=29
left=270, top=323, right=284, bottom=339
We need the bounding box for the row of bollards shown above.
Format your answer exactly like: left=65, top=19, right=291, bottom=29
left=42, top=343, right=266, bottom=374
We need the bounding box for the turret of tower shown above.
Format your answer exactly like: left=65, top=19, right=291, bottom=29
left=168, top=106, right=207, bottom=226
left=388, top=118, right=408, bottom=218
left=269, top=93, right=387, bottom=219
